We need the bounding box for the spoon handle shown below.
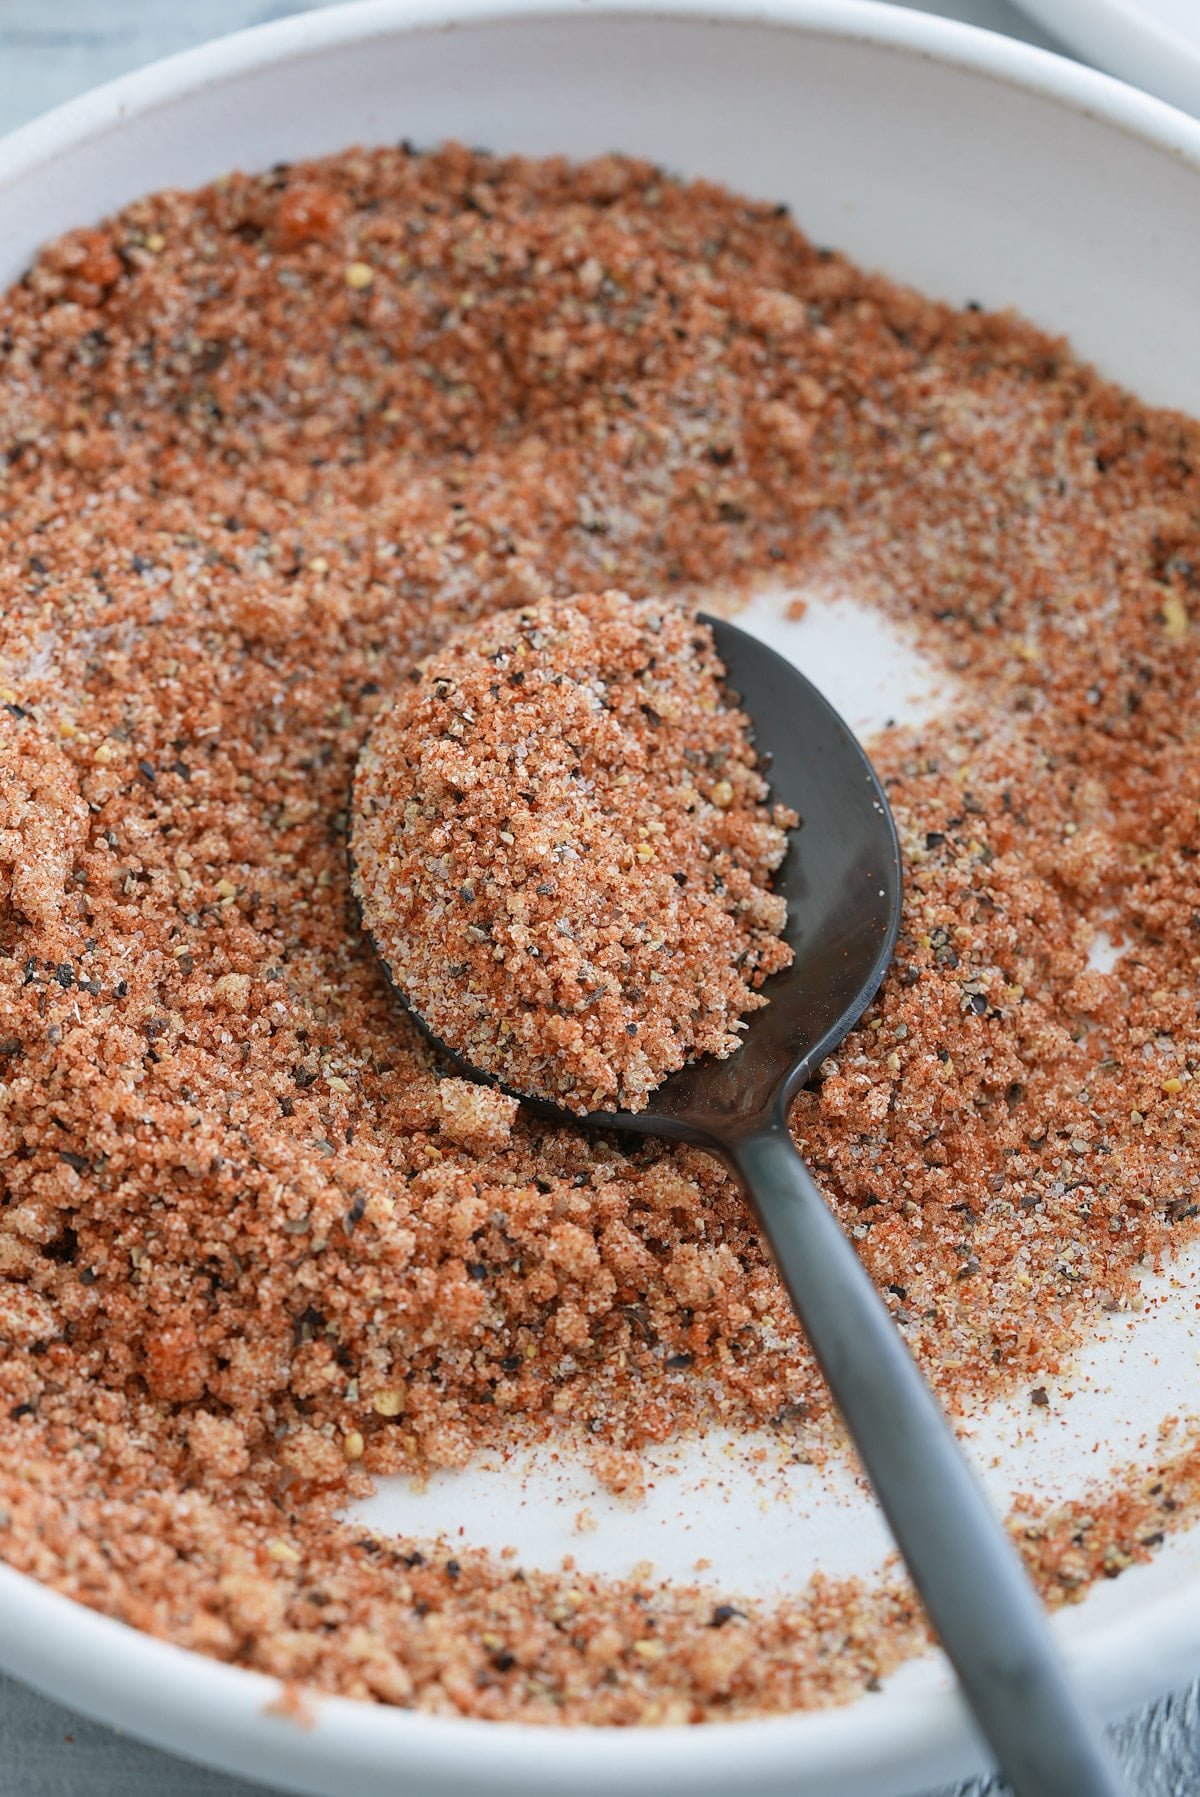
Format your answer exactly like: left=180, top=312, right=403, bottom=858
left=728, top=1119, right=1128, bottom=1797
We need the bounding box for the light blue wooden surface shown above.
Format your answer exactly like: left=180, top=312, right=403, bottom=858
left=0, top=4, right=1193, bottom=1794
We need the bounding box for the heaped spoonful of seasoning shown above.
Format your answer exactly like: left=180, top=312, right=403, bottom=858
left=350, top=590, right=1126, bottom=1797
left=351, top=591, right=795, bottom=1115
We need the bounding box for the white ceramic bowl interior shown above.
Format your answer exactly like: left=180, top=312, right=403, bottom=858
left=1, top=5, right=1200, bottom=1795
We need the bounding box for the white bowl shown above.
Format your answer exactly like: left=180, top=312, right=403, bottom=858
left=2, top=5, right=1200, bottom=1794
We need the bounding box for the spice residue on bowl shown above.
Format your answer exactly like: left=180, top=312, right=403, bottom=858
left=351, top=591, right=794, bottom=1113
left=0, top=141, right=1198, bottom=1723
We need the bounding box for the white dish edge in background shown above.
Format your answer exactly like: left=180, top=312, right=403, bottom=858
left=1, top=4, right=1200, bottom=1794
left=1013, top=0, right=1200, bottom=118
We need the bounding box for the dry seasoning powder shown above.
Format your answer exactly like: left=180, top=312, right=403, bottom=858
left=0, top=143, right=1198, bottom=1721
left=351, top=590, right=793, bottom=1114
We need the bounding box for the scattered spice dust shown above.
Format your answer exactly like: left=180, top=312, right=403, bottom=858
left=1, top=142, right=1199, bottom=1721
left=351, top=590, right=794, bottom=1113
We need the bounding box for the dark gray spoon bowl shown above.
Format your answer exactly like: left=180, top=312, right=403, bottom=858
left=353, top=614, right=1124, bottom=1797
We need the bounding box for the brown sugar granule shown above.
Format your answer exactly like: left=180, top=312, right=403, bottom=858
left=0, top=139, right=1199, bottom=1722
left=351, top=592, right=793, bottom=1113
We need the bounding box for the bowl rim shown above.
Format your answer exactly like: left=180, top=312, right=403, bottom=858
left=4, top=0, right=1200, bottom=188
left=2, top=3, right=1200, bottom=1792
left=1013, top=0, right=1200, bottom=119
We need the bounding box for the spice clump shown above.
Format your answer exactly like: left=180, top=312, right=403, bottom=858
left=351, top=592, right=795, bottom=1113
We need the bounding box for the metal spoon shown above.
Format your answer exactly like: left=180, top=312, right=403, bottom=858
left=352, top=613, right=1126, bottom=1797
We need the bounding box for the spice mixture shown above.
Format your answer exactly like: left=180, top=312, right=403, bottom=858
left=1, top=142, right=1199, bottom=1721
left=351, top=591, right=793, bottom=1113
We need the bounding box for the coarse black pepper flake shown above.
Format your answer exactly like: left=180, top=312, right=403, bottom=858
left=344, top=1194, right=366, bottom=1233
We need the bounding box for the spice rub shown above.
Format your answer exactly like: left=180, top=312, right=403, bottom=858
left=0, top=140, right=1198, bottom=1721
left=351, top=591, right=794, bottom=1113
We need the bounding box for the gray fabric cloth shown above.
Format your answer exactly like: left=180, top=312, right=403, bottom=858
left=3, top=1667, right=1200, bottom=1797
left=0, top=3, right=1193, bottom=1794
